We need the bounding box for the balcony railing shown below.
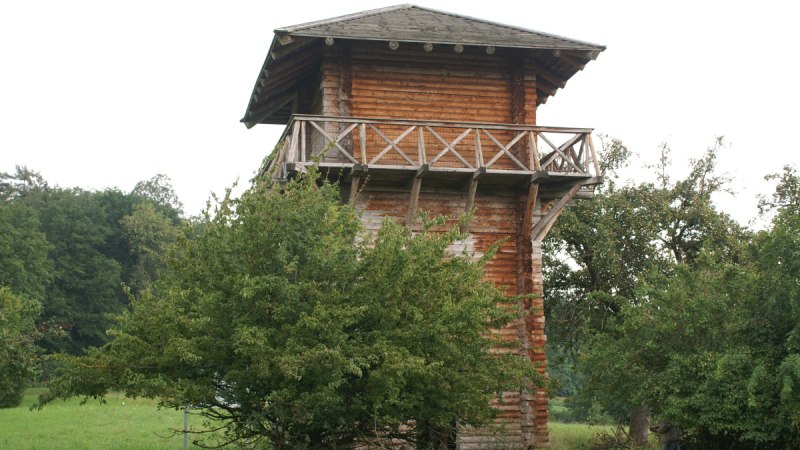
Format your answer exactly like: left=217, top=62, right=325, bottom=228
left=267, top=115, right=602, bottom=189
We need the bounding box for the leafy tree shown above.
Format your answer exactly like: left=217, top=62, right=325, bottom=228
left=35, top=188, right=125, bottom=354
left=120, top=202, right=182, bottom=293
left=554, top=156, right=800, bottom=448
left=131, top=173, right=184, bottom=218
left=0, top=200, right=51, bottom=303
left=0, top=165, right=48, bottom=201
left=40, top=171, right=538, bottom=449
left=759, top=165, right=799, bottom=217
left=544, top=139, right=746, bottom=444
left=0, top=287, right=42, bottom=407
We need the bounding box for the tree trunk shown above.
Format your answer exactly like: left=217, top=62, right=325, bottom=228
left=629, top=405, right=650, bottom=448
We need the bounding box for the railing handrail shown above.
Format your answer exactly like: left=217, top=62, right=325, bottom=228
left=274, top=114, right=601, bottom=182
left=279, top=114, right=594, bottom=142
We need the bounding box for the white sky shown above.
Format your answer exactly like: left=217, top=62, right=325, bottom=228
left=2, top=1, right=798, bottom=224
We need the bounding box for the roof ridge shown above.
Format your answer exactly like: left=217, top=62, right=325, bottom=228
left=276, top=4, right=414, bottom=34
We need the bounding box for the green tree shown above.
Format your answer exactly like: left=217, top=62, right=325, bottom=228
left=41, top=171, right=538, bottom=449
left=120, top=202, right=182, bottom=293
left=131, top=173, right=184, bottom=218
left=544, top=139, right=746, bottom=444
left=0, top=287, right=42, bottom=407
left=35, top=188, right=125, bottom=354
left=0, top=200, right=51, bottom=303
left=563, top=161, right=800, bottom=448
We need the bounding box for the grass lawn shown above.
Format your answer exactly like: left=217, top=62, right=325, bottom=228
left=549, top=422, right=659, bottom=450
left=2, top=388, right=658, bottom=450
left=549, top=422, right=607, bottom=450
left=0, top=388, right=213, bottom=450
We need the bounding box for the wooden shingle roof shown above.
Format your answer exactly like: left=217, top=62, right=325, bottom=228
left=277, top=4, right=604, bottom=52
left=242, top=4, right=605, bottom=128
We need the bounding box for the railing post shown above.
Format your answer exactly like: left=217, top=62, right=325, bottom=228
left=418, top=127, right=427, bottom=165
left=586, top=133, right=601, bottom=176
left=359, top=123, right=367, bottom=164
left=474, top=129, right=484, bottom=168
left=529, top=131, right=540, bottom=171
left=287, top=120, right=301, bottom=163
left=300, top=120, right=307, bottom=162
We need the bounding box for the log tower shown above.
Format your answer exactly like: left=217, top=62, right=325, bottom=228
left=241, top=5, right=604, bottom=448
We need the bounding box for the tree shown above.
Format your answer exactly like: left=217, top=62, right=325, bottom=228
left=41, top=171, right=538, bottom=449
left=544, top=139, right=746, bottom=445
left=120, top=202, right=183, bottom=293
left=131, top=173, right=184, bottom=218
left=35, top=188, right=125, bottom=354
left=556, top=157, right=800, bottom=448
left=0, top=200, right=51, bottom=303
left=0, top=287, right=42, bottom=407
left=0, top=165, right=48, bottom=201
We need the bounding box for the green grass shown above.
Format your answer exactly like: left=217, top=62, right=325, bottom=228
left=0, top=389, right=213, bottom=450
left=2, top=389, right=658, bottom=450
left=549, top=421, right=659, bottom=450
left=549, top=422, right=608, bottom=450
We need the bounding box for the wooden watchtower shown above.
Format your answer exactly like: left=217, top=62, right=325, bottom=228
left=241, top=5, right=604, bottom=448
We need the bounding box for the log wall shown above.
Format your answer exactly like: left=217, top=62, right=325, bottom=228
left=326, top=40, right=549, bottom=448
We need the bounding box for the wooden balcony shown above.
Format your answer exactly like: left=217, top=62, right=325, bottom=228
left=266, top=115, right=603, bottom=196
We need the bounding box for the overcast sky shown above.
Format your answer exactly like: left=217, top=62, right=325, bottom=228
left=2, top=1, right=798, bottom=224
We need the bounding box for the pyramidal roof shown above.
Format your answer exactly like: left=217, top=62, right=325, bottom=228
left=276, top=4, right=605, bottom=51
left=242, top=5, right=605, bottom=127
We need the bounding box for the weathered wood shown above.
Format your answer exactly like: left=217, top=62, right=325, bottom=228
left=522, top=182, right=540, bottom=237
left=308, top=120, right=359, bottom=163
left=291, top=114, right=592, bottom=134
left=369, top=125, right=417, bottom=165
left=530, top=184, right=581, bottom=241
left=406, top=176, right=423, bottom=224
left=359, top=123, right=367, bottom=164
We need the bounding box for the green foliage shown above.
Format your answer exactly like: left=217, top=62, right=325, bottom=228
left=131, top=173, right=184, bottom=217
left=40, top=171, right=538, bottom=449
left=120, top=202, right=183, bottom=293
left=0, top=200, right=51, bottom=303
left=546, top=140, right=800, bottom=447
left=0, top=169, right=184, bottom=356
left=34, top=188, right=126, bottom=354
left=0, top=288, right=42, bottom=407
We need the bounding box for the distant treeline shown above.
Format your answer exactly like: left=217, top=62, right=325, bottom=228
left=0, top=167, right=185, bottom=356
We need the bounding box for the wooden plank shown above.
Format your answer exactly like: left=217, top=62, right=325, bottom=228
left=483, top=130, right=528, bottom=170
left=586, top=133, right=602, bottom=176
left=308, top=120, right=359, bottom=163
left=406, top=176, right=423, bottom=225
left=475, top=129, right=484, bottom=167
left=291, top=114, right=592, bottom=134
left=522, top=182, right=540, bottom=237
left=427, top=126, right=473, bottom=168
left=368, top=124, right=417, bottom=165
left=300, top=120, right=307, bottom=162
left=417, top=127, right=427, bottom=164
left=359, top=123, right=367, bottom=164
left=530, top=184, right=581, bottom=241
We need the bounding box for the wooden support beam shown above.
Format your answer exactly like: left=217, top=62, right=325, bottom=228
left=348, top=175, right=363, bottom=205
left=461, top=177, right=480, bottom=233
left=530, top=184, right=581, bottom=241
left=554, top=52, right=587, bottom=70
left=522, top=182, right=540, bottom=237
left=407, top=176, right=423, bottom=225
left=530, top=60, right=567, bottom=88
left=269, top=36, right=317, bottom=61
left=245, top=90, right=298, bottom=127
left=460, top=166, right=486, bottom=232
